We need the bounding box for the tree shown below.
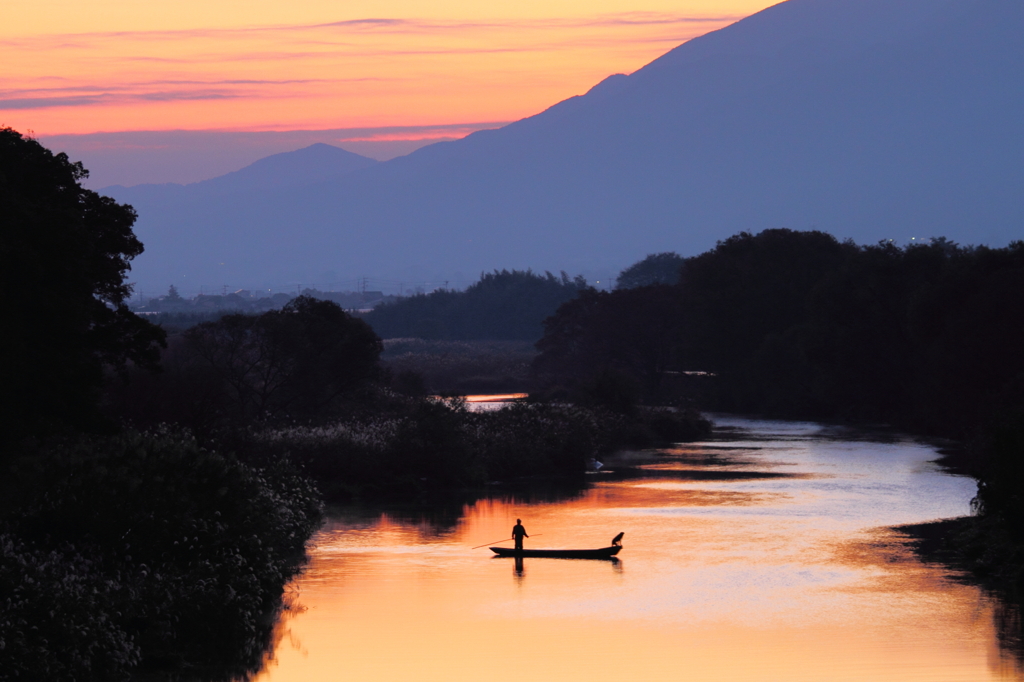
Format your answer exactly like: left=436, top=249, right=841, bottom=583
left=534, top=284, right=687, bottom=399
left=615, top=252, right=685, bottom=289
left=184, top=296, right=383, bottom=419
left=676, top=229, right=856, bottom=372
left=0, top=128, right=165, bottom=444
left=364, top=269, right=589, bottom=341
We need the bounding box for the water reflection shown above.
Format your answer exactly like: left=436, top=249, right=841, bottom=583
left=252, top=416, right=1024, bottom=682
left=499, top=555, right=621, bottom=582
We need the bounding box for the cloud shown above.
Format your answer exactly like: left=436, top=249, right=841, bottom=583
left=0, top=89, right=247, bottom=110
left=3, top=11, right=741, bottom=47
left=0, top=77, right=396, bottom=111
left=0, top=95, right=107, bottom=110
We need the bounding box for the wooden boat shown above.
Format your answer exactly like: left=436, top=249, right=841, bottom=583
left=490, top=546, right=622, bottom=559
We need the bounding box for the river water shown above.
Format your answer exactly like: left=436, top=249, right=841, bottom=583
left=253, top=415, right=1022, bottom=682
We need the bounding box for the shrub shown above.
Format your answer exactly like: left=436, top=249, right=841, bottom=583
left=0, top=537, right=139, bottom=682
left=4, top=428, right=323, bottom=678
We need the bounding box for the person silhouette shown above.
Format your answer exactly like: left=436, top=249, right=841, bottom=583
left=512, top=519, right=529, bottom=550
left=611, top=532, right=624, bottom=547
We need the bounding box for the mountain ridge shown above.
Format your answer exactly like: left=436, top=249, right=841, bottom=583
left=104, top=143, right=377, bottom=195
left=106, top=0, right=1024, bottom=293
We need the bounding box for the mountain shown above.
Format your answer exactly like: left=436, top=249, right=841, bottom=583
left=106, top=0, right=1024, bottom=294
left=104, top=143, right=377, bottom=202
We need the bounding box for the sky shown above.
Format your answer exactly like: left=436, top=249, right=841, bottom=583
left=3, top=0, right=778, bottom=185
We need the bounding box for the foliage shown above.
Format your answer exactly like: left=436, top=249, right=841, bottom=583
left=381, top=338, right=536, bottom=394
left=1, top=429, right=323, bottom=680
left=110, top=296, right=384, bottom=431
left=245, top=396, right=710, bottom=503
left=135, top=310, right=234, bottom=333
left=0, top=127, right=165, bottom=445
left=185, top=296, right=383, bottom=419
left=0, top=536, right=140, bottom=682
left=973, top=414, right=1024, bottom=542
left=537, top=229, right=1024, bottom=435
left=535, top=285, right=686, bottom=398
left=674, top=229, right=856, bottom=375
left=615, top=252, right=685, bottom=289
left=247, top=400, right=619, bottom=501
left=364, top=269, right=588, bottom=341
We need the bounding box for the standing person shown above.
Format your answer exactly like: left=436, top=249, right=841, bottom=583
left=512, top=519, right=529, bottom=550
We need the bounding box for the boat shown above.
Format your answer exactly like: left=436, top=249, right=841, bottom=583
left=490, top=546, right=622, bottom=559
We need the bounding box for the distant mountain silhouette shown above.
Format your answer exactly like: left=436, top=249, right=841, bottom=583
left=106, top=143, right=376, bottom=200
left=107, top=0, right=1024, bottom=293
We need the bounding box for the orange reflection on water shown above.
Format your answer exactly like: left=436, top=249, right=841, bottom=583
left=464, top=394, right=529, bottom=403
left=254, top=418, right=1023, bottom=682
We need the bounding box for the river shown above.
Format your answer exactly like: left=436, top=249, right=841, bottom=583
left=252, top=415, right=1023, bottom=681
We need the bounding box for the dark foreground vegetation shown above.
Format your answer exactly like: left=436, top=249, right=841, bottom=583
left=0, top=127, right=326, bottom=680
left=1, top=129, right=708, bottom=680
left=536, top=228, right=1024, bottom=642
left=110, top=306, right=708, bottom=502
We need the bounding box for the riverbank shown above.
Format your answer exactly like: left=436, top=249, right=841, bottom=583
left=231, top=398, right=712, bottom=503
left=897, top=515, right=1024, bottom=667
left=900, top=515, right=1024, bottom=602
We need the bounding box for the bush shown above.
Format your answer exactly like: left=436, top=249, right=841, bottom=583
left=0, top=537, right=139, bottom=682
left=3, top=428, right=323, bottom=679
left=248, top=399, right=618, bottom=501
left=381, top=339, right=536, bottom=394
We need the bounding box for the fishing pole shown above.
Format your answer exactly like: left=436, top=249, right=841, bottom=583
left=471, top=534, right=543, bottom=550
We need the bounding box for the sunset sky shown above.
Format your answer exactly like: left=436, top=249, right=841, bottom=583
left=4, top=0, right=778, bottom=184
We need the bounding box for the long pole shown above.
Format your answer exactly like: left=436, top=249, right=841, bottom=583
left=472, top=534, right=542, bottom=550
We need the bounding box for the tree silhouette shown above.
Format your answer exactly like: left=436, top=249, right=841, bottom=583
left=0, top=128, right=165, bottom=444
left=615, top=252, right=684, bottom=289
left=364, top=269, right=588, bottom=340
left=184, top=296, right=382, bottom=419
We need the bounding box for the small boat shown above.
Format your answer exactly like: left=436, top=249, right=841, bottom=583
left=490, top=546, right=622, bottom=559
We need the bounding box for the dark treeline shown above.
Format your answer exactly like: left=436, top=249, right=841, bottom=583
left=363, top=269, right=588, bottom=341
left=112, top=300, right=708, bottom=501
left=536, top=230, right=1024, bottom=434
left=135, top=310, right=237, bottom=333
left=614, top=252, right=685, bottom=289
left=110, top=296, right=385, bottom=433
left=536, top=228, right=1024, bottom=592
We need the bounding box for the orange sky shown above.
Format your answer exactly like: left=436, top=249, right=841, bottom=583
left=3, top=0, right=779, bottom=137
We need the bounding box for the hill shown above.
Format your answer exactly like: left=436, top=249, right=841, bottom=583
left=105, top=0, right=1024, bottom=293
